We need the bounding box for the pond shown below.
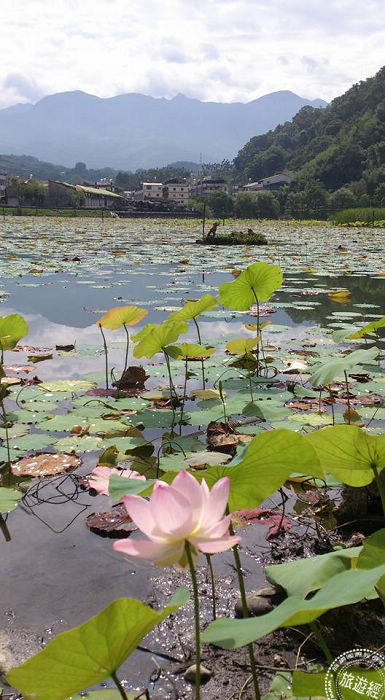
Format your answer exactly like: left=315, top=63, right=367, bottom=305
left=1, top=218, right=384, bottom=698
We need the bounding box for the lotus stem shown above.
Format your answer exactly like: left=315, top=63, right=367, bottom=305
left=309, top=621, right=333, bottom=664
left=372, top=464, right=385, bottom=517
left=186, top=541, right=201, bottom=700
left=98, top=324, right=109, bottom=389
left=205, top=553, right=217, bottom=620
left=218, top=380, right=228, bottom=423
left=0, top=399, right=11, bottom=487
left=0, top=513, right=11, bottom=543
left=122, top=323, right=130, bottom=375
left=229, top=519, right=261, bottom=700
left=328, top=386, right=335, bottom=425
left=344, top=370, right=351, bottom=424
left=193, top=318, right=206, bottom=389
left=111, top=670, right=128, bottom=699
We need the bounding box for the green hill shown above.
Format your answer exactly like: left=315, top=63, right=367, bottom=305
left=234, top=66, right=385, bottom=201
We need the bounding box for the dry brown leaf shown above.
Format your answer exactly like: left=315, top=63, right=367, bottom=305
left=11, top=452, right=81, bottom=477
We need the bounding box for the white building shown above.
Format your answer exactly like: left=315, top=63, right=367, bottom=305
left=0, top=172, right=8, bottom=200
left=243, top=173, right=291, bottom=192
left=141, top=182, right=163, bottom=200
left=163, top=178, right=189, bottom=206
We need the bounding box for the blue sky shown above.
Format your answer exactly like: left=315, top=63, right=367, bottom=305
left=1, top=0, right=384, bottom=108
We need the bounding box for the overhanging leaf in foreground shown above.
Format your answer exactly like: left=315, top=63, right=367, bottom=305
left=7, top=588, right=189, bottom=700
left=305, top=425, right=385, bottom=487
left=202, top=563, right=385, bottom=648
left=202, top=529, right=385, bottom=649
left=200, top=429, right=323, bottom=511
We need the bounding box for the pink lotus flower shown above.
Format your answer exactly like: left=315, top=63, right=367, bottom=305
left=88, top=466, right=145, bottom=496
left=113, top=470, right=240, bottom=569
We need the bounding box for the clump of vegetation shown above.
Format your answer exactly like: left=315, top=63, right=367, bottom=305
left=335, top=206, right=385, bottom=226
left=229, top=228, right=268, bottom=244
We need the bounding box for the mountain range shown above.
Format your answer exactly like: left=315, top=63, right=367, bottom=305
left=0, top=90, right=326, bottom=170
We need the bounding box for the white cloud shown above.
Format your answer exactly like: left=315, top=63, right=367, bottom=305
left=0, top=0, right=384, bottom=108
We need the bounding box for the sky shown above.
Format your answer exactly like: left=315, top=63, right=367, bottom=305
left=1, top=0, right=385, bottom=109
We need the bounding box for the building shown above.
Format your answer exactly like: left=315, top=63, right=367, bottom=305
left=0, top=171, right=8, bottom=201
left=48, top=180, right=124, bottom=209
left=141, top=182, right=163, bottom=200
left=163, top=178, right=189, bottom=206
left=189, top=177, right=229, bottom=198
left=243, top=173, right=292, bottom=192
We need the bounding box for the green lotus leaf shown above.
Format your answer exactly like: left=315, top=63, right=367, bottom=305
left=348, top=315, right=385, bottom=338
left=0, top=486, right=22, bottom=513
left=201, top=429, right=323, bottom=511
left=133, top=320, right=188, bottom=358
left=0, top=314, right=28, bottom=351
left=165, top=343, right=215, bottom=359
left=226, top=337, right=259, bottom=355
left=96, top=305, right=148, bottom=329
left=168, top=294, right=218, bottom=321
left=38, top=380, right=97, bottom=393
left=309, top=346, right=378, bottom=386
left=219, top=262, right=283, bottom=311
left=305, top=425, right=385, bottom=486
left=7, top=588, right=189, bottom=700
left=202, top=562, right=385, bottom=649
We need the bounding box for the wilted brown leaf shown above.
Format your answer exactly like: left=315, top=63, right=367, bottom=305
left=11, top=452, right=81, bottom=477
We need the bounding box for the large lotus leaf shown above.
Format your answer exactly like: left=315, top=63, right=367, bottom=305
left=53, top=436, right=104, bottom=452
left=168, top=294, right=218, bottom=321
left=38, top=380, right=97, bottom=393
left=165, top=343, right=215, bottom=360
left=0, top=423, right=30, bottom=439
left=9, top=433, right=55, bottom=452
left=357, top=528, right=385, bottom=568
left=133, top=321, right=188, bottom=358
left=0, top=487, right=22, bottom=513
left=348, top=315, right=385, bottom=338
left=96, top=305, right=148, bottom=330
left=0, top=314, right=28, bottom=351
left=7, top=588, right=189, bottom=700
left=200, top=429, right=323, bottom=511
left=265, top=546, right=361, bottom=598
left=219, top=262, right=283, bottom=311
left=309, top=346, right=378, bottom=387
left=226, top=337, right=259, bottom=355
left=202, top=562, right=385, bottom=649
left=305, top=425, right=385, bottom=486
left=108, top=474, right=156, bottom=500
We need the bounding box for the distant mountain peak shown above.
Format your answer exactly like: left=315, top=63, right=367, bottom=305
left=0, top=88, right=326, bottom=169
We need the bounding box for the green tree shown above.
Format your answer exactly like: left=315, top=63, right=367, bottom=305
left=234, top=192, right=258, bottom=218
left=254, top=191, right=280, bottom=219
left=329, top=187, right=356, bottom=211
left=208, top=191, right=234, bottom=217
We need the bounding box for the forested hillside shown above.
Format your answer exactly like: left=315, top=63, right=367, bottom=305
left=234, top=66, right=385, bottom=201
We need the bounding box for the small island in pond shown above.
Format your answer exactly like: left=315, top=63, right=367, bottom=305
left=196, top=226, right=268, bottom=245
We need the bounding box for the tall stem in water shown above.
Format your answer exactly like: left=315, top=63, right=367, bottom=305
left=98, top=324, right=109, bottom=389
left=186, top=541, right=201, bottom=700
left=229, top=519, right=261, bottom=700
left=111, top=670, right=128, bottom=699
left=122, top=323, right=130, bottom=375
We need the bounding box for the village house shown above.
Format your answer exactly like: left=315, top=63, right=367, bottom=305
left=189, top=176, right=229, bottom=197
left=243, top=173, right=292, bottom=192
left=0, top=171, right=8, bottom=201
left=48, top=180, right=124, bottom=209
left=163, top=178, right=189, bottom=206
left=140, top=182, right=163, bottom=200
